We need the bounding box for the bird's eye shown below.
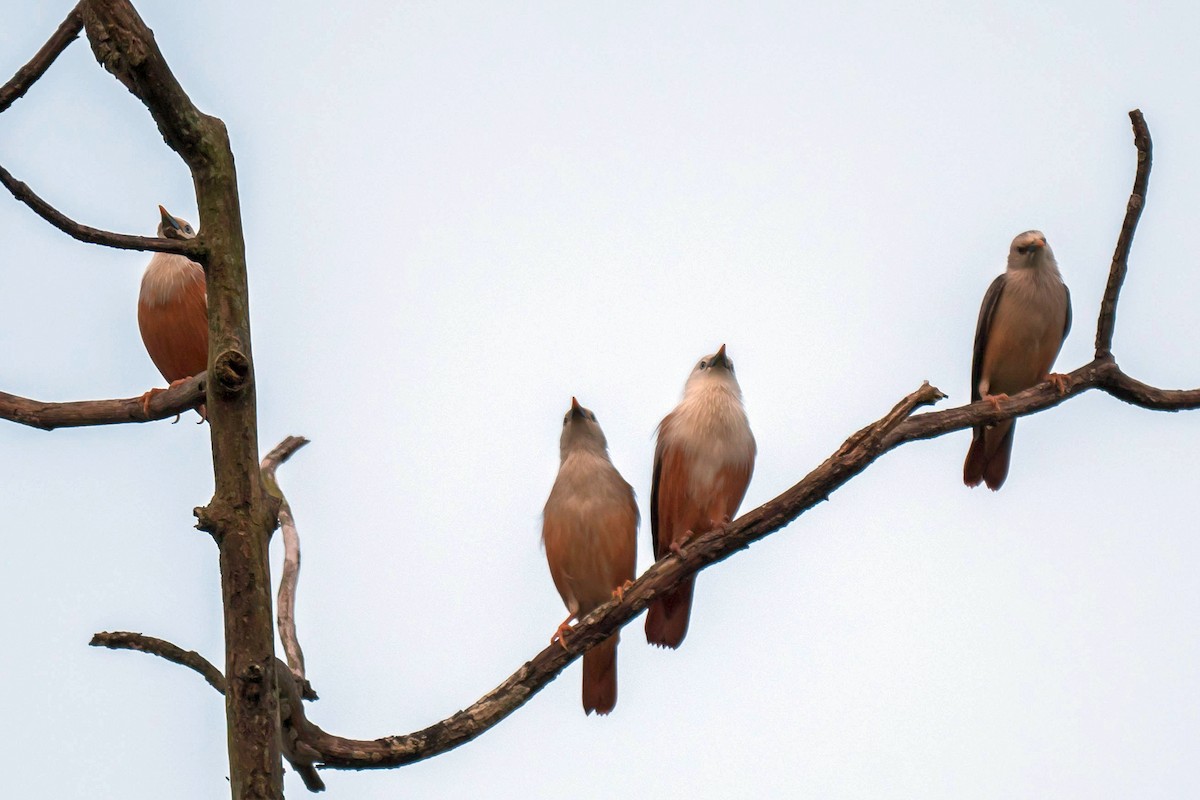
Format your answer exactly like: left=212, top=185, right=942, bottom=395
left=563, top=415, right=569, bottom=426
left=1016, top=245, right=1029, bottom=254
left=588, top=412, right=597, bottom=422
left=184, top=225, right=193, bottom=234
left=699, top=360, right=707, bottom=370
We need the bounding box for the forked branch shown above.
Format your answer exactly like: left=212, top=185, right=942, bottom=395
left=1, top=5, right=205, bottom=258
left=89, top=631, right=328, bottom=793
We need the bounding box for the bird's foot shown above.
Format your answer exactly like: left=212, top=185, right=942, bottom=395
left=141, top=379, right=196, bottom=420
left=611, top=580, right=634, bottom=603
left=139, top=387, right=165, bottom=417
left=668, top=531, right=695, bottom=556
left=710, top=514, right=733, bottom=530
left=984, top=392, right=1010, bottom=412
left=165, top=379, right=194, bottom=424
left=1046, top=372, right=1070, bottom=395
left=550, top=614, right=574, bottom=651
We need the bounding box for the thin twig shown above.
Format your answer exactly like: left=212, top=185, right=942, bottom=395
left=90, top=631, right=226, bottom=694
left=262, top=436, right=316, bottom=699
left=1095, top=108, right=1152, bottom=359
left=0, top=372, right=205, bottom=430
left=0, top=3, right=83, bottom=114
left=0, top=164, right=206, bottom=258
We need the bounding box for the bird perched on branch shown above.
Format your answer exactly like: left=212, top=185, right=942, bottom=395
left=542, top=397, right=638, bottom=715
left=645, top=344, right=755, bottom=649
left=138, top=205, right=207, bottom=421
left=964, top=230, right=1072, bottom=490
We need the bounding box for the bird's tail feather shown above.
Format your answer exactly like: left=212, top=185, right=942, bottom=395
left=582, top=634, right=619, bottom=715
left=963, top=421, right=1016, bottom=491
left=644, top=577, right=695, bottom=649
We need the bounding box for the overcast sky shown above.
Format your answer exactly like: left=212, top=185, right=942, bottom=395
left=3, top=1, right=1200, bottom=798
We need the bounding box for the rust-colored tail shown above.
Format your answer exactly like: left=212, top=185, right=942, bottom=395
left=582, top=634, right=619, bottom=715
left=963, top=421, right=1016, bottom=491
left=644, top=576, right=695, bottom=649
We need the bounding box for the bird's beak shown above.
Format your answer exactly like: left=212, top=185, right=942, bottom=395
left=1033, top=237, right=1046, bottom=249
left=158, top=205, right=182, bottom=232
left=712, top=343, right=729, bottom=369
left=570, top=396, right=585, bottom=417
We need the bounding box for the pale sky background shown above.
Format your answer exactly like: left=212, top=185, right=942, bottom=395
left=2, top=1, right=1199, bottom=798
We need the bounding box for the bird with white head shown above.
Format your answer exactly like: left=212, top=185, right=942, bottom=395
left=645, top=344, right=756, bottom=649
left=964, top=230, right=1072, bottom=490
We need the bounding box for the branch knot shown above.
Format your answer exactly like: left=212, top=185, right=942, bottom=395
left=213, top=349, right=251, bottom=396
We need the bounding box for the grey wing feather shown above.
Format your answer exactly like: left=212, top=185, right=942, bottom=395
left=970, top=274, right=1008, bottom=403
left=649, top=442, right=662, bottom=559
left=1062, top=284, right=1072, bottom=341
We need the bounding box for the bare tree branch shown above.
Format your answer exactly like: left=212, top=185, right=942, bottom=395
left=4, top=0, right=278, bottom=792
left=884, top=360, right=1200, bottom=449
left=309, top=368, right=1199, bottom=772
left=97, top=362, right=1197, bottom=775
left=90, top=631, right=227, bottom=694
left=79, top=2, right=281, bottom=796
left=1096, top=109, right=1152, bottom=359
left=0, top=164, right=206, bottom=257
left=262, top=436, right=317, bottom=700
left=1099, top=367, right=1200, bottom=410
left=90, top=633, right=328, bottom=792
left=0, top=3, right=83, bottom=114
left=0, top=373, right=205, bottom=430
left=275, top=659, right=327, bottom=793
left=93, top=384, right=954, bottom=773
left=307, top=383, right=952, bottom=769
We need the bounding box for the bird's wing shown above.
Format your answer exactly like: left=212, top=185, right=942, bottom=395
left=649, top=418, right=667, bottom=560
left=1062, top=283, right=1073, bottom=341
left=971, top=274, right=1008, bottom=403
left=1031, top=281, right=1073, bottom=379
left=541, top=503, right=578, bottom=615
left=651, top=427, right=693, bottom=560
